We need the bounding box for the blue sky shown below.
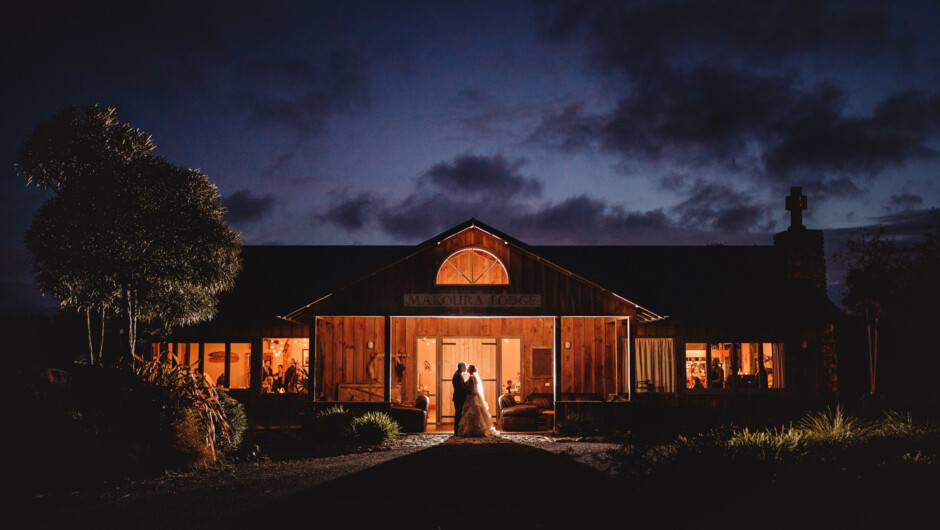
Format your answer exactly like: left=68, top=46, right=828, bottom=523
left=2, top=0, right=939, bottom=315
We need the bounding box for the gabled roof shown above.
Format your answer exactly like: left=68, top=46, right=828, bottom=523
left=205, top=245, right=409, bottom=327
left=192, top=219, right=839, bottom=331
left=281, top=218, right=662, bottom=322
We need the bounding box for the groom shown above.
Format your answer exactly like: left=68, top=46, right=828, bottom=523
left=452, top=361, right=471, bottom=433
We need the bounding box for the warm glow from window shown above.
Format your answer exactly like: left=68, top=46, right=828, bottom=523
left=263, top=337, right=309, bottom=393
left=435, top=248, right=508, bottom=285
left=686, top=342, right=784, bottom=390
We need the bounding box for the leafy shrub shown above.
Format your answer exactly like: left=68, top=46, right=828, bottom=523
left=215, top=390, right=247, bottom=458
left=555, top=411, right=596, bottom=437
left=346, top=411, right=401, bottom=445
left=307, top=405, right=353, bottom=444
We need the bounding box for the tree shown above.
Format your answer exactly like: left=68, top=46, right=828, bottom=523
left=19, top=105, right=241, bottom=363
left=19, top=105, right=154, bottom=363
left=841, top=230, right=908, bottom=396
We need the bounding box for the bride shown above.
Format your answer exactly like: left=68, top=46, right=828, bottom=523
left=457, top=364, right=498, bottom=437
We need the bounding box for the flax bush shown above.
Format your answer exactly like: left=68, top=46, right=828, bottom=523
left=101, top=354, right=232, bottom=470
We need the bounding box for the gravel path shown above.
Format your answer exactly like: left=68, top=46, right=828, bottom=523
left=10, top=433, right=624, bottom=529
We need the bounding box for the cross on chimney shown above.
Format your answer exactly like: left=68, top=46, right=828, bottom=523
left=785, top=186, right=807, bottom=229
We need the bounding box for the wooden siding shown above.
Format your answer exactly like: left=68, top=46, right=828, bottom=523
left=296, top=227, right=639, bottom=318
left=314, top=316, right=386, bottom=401
left=559, top=317, right=624, bottom=398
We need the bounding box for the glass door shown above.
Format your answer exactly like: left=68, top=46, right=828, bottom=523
left=440, top=337, right=498, bottom=423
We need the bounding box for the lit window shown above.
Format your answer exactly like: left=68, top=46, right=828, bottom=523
left=435, top=248, right=509, bottom=285
left=686, top=342, right=785, bottom=390
left=263, top=338, right=309, bottom=394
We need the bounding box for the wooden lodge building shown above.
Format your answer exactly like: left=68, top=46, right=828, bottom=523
left=157, top=188, right=841, bottom=429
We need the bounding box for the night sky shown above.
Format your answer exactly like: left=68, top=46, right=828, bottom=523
left=2, top=1, right=939, bottom=316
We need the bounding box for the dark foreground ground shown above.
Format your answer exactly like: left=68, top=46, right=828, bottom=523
left=8, top=434, right=622, bottom=529
left=6, top=432, right=936, bottom=529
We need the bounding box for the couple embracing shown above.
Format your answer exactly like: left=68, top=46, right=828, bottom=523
left=452, top=362, right=498, bottom=437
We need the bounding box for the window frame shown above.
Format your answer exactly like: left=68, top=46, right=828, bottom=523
left=435, top=247, right=510, bottom=286
left=682, top=340, right=786, bottom=393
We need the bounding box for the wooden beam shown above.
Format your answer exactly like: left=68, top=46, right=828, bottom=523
left=626, top=317, right=633, bottom=400
left=384, top=316, right=392, bottom=402
left=554, top=316, right=561, bottom=403
left=250, top=338, right=263, bottom=394
left=224, top=342, right=232, bottom=388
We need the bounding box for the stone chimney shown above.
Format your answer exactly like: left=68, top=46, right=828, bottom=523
left=773, top=186, right=827, bottom=290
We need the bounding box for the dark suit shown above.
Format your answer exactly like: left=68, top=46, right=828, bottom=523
left=452, top=370, right=470, bottom=433
left=284, top=364, right=298, bottom=393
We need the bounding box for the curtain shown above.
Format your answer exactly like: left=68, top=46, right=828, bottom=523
left=771, top=342, right=786, bottom=389
left=634, top=338, right=676, bottom=393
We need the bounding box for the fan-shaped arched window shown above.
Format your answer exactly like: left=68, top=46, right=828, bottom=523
left=436, top=248, right=509, bottom=285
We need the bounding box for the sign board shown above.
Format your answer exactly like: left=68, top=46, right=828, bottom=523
left=404, top=293, right=541, bottom=308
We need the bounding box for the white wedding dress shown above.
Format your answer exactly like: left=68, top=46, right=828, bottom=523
left=457, top=373, right=498, bottom=437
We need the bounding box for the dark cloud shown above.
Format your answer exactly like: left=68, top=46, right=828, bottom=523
left=536, top=1, right=897, bottom=77
left=378, top=193, right=480, bottom=240
left=533, top=71, right=939, bottom=189
left=530, top=69, right=939, bottom=197
left=671, top=181, right=775, bottom=233
left=320, top=155, right=770, bottom=245
left=764, top=88, right=940, bottom=180
left=528, top=1, right=938, bottom=197
left=601, top=67, right=794, bottom=162
left=513, top=196, right=676, bottom=244
left=236, top=49, right=371, bottom=135
left=886, top=193, right=924, bottom=212
left=367, top=190, right=746, bottom=245
left=374, top=192, right=680, bottom=244
left=421, top=155, right=543, bottom=198
left=322, top=191, right=379, bottom=230
left=224, top=190, right=275, bottom=223
left=868, top=208, right=940, bottom=235
left=527, top=103, right=602, bottom=153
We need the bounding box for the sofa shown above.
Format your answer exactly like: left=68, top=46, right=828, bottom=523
left=389, top=394, right=430, bottom=433
left=497, top=394, right=539, bottom=431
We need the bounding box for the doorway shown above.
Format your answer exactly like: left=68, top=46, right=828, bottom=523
left=440, top=337, right=498, bottom=423
left=433, top=336, right=524, bottom=425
